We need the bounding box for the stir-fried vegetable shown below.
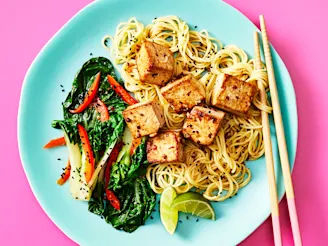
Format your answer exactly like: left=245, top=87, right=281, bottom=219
left=78, top=124, right=95, bottom=183
left=56, top=160, right=71, bottom=185
left=69, top=72, right=101, bottom=114
left=52, top=57, right=127, bottom=199
left=107, top=75, right=138, bottom=105
left=109, top=129, right=147, bottom=191
left=104, top=142, right=123, bottom=210
left=105, top=178, right=156, bottom=233
left=92, top=98, right=110, bottom=122
left=44, top=136, right=66, bottom=148
left=63, top=131, right=91, bottom=200
left=130, top=137, right=142, bottom=155
left=49, top=57, right=155, bottom=233
left=88, top=128, right=155, bottom=232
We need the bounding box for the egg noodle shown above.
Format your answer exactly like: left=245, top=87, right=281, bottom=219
left=103, top=16, right=272, bottom=201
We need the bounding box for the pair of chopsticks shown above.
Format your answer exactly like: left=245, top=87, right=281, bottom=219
left=254, top=15, right=302, bottom=246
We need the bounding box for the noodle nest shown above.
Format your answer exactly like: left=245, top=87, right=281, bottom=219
left=104, top=16, right=271, bottom=201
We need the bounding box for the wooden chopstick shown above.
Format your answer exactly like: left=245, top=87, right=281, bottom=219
left=254, top=32, right=282, bottom=246
left=259, top=15, right=303, bottom=246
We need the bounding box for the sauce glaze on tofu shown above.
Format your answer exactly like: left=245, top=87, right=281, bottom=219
left=123, top=100, right=165, bottom=138
left=136, top=41, right=174, bottom=86
left=182, top=106, right=225, bottom=145
left=211, top=74, right=257, bottom=117
left=147, top=131, right=184, bottom=163
left=160, top=74, right=205, bottom=113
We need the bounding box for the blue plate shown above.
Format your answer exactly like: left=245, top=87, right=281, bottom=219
left=18, top=0, right=298, bottom=245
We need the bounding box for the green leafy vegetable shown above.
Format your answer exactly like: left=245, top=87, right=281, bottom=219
left=89, top=114, right=124, bottom=163
left=52, top=56, right=155, bottom=233
left=63, top=57, right=117, bottom=118
left=88, top=181, right=105, bottom=216
left=88, top=129, right=155, bottom=233
left=53, top=56, right=127, bottom=153
left=109, top=136, right=147, bottom=191
left=104, top=178, right=156, bottom=233
left=52, top=57, right=127, bottom=200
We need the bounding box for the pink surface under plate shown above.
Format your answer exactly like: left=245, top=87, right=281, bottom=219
left=1, top=0, right=327, bottom=245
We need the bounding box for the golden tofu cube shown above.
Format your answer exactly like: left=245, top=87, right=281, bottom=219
left=182, top=106, right=225, bottom=145
left=160, top=74, right=206, bottom=113
left=136, top=41, right=174, bottom=86
left=123, top=100, right=165, bottom=138
left=147, top=130, right=184, bottom=163
left=211, top=74, right=257, bottom=117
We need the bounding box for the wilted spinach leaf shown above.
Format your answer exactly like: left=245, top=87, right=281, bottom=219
left=109, top=137, right=147, bottom=191
left=104, top=178, right=156, bottom=233
left=52, top=57, right=127, bottom=156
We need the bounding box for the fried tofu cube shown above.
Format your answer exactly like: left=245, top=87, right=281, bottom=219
left=211, top=74, right=257, bottom=117
left=136, top=41, right=174, bottom=86
left=147, top=131, right=184, bottom=163
left=160, top=74, right=206, bottom=113
left=123, top=100, right=165, bottom=138
left=182, top=106, right=225, bottom=145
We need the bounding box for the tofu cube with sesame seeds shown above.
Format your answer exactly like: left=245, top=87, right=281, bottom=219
left=160, top=74, right=206, bottom=113
left=147, top=130, right=184, bottom=163
left=123, top=100, right=165, bottom=138
left=136, top=41, right=174, bottom=86
left=182, top=106, right=225, bottom=145
left=211, top=74, right=257, bottom=117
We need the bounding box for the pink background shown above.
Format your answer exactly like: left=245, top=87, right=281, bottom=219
left=1, top=0, right=327, bottom=245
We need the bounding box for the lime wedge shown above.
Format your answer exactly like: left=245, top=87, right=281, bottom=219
left=160, top=187, right=178, bottom=235
left=172, top=192, right=215, bottom=220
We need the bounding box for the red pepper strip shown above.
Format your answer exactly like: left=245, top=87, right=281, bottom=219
left=70, top=72, right=101, bottom=114
left=57, top=160, right=71, bottom=185
left=130, top=137, right=142, bottom=155
left=107, top=75, right=138, bottom=105
left=44, top=137, right=66, bottom=148
left=77, top=124, right=95, bottom=183
left=104, top=142, right=123, bottom=185
left=104, top=142, right=123, bottom=210
left=95, top=98, right=110, bottom=122
left=106, top=190, right=120, bottom=210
